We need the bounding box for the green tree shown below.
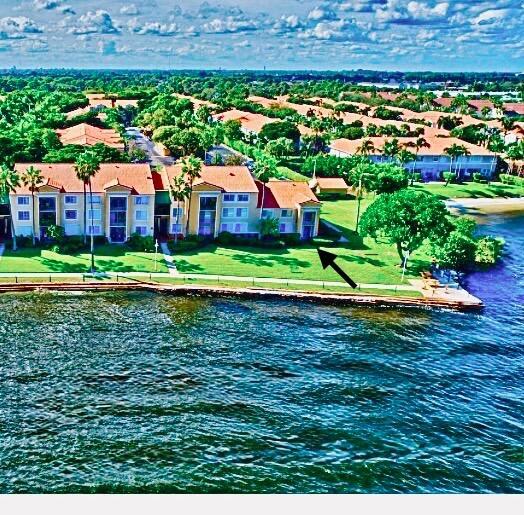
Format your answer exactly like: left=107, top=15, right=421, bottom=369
left=360, top=190, right=452, bottom=265
left=254, top=155, right=277, bottom=224
left=0, top=166, right=21, bottom=250
left=20, top=165, right=44, bottom=245
left=169, top=172, right=191, bottom=244
left=181, top=155, right=203, bottom=236
left=259, top=121, right=300, bottom=143
left=444, top=143, right=470, bottom=180
left=74, top=151, right=101, bottom=272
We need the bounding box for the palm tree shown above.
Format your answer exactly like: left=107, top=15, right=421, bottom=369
left=396, top=148, right=416, bottom=170
left=254, top=155, right=277, bottom=228
left=181, top=155, right=203, bottom=237
left=499, top=116, right=514, bottom=137
left=169, top=173, right=191, bottom=245
left=74, top=152, right=101, bottom=273
left=356, top=139, right=375, bottom=156
left=21, top=165, right=44, bottom=246
left=444, top=144, right=470, bottom=182
left=405, top=137, right=430, bottom=184
left=381, top=138, right=401, bottom=163
left=0, top=166, right=21, bottom=251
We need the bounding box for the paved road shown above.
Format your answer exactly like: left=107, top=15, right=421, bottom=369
left=125, top=127, right=175, bottom=167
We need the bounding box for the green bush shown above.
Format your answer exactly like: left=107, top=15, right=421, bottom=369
left=499, top=174, right=515, bottom=184
left=411, top=172, right=422, bottom=183
left=443, top=172, right=455, bottom=185
left=281, top=233, right=302, bottom=246
left=216, top=231, right=234, bottom=245
left=472, top=173, right=487, bottom=183
left=10, top=235, right=32, bottom=249
left=126, top=232, right=155, bottom=252
left=168, top=235, right=207, bottom=253
left=475, top=236, right=505, bottom=266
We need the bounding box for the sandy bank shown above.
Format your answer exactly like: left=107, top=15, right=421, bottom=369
left=446, top=197, right=524, bottom=215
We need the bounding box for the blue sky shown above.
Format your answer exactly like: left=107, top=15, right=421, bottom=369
left=0, top=0, right=522, bottom=71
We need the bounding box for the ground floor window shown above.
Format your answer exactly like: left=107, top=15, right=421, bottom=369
left=135, top=226, right=147, bottom=236
left=18, top=211, right=30, bottom=221
left=88, top=225, right=101, bottom=235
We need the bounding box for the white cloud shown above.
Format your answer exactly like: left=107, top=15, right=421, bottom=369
left=120, top=4, right=140, bottom=16
left=203, top=17, right=258, bottom=34
left=128, top=19, right=179, bottom=36
left=0, top=17, right=43, bottom=38
left=376, top=1, right=449, bottom=24
left=307, top=6, right=338, bottom=21
left=69, top=10, right=119, bottom=35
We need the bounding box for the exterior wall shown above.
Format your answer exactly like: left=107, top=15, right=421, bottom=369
left=10, top=191, right=155, bottom=241
left=330, top=148, right=497, bottom=181
left=297, top=206, right=320, bottom=239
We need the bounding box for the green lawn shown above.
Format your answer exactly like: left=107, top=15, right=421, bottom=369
left=0, top=244, right=167, bottom=273
left=171, top=197, right=429, bottom=286
left=276, top=166, right=309, bottom=182
left=411, top=181, right=524, bottom=200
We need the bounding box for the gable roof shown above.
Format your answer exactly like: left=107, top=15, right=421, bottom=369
left=310, top=177, right=348, bottom=190
left=13, top=163, right=155, bottom=195
left=56, top=123, right=124, bottom=149
left=164, top=165, right=259, bottom=193
left=257, top=180, right=320, bottom=209
left=213, top=109, right=278, bottom=134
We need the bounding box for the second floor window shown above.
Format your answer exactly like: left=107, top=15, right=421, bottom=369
left=172, top=207, right=183, bottom=219
left=223, top=194, right=235, bottom=202
left=135, top=226, right=147, bottom=235
left=281, top=209, right=292, bottom=218
left=135, top=196, right=149, bottom=205
left=237, top=194, right=249, bottom=202
left=88, top=209, right=101, bottom=221
left=222, top=208, right=235, bottom=218
left=18, top=211, right=30, bottom=221
left=135, top=210, right=147, bottom=221
left=65, top=210, right=77, bottom=221
left=17, top=197, right=30, bottom=205
left=236, top=208, right=248, bottom=218
left=64, top=196, right=77, bottom=205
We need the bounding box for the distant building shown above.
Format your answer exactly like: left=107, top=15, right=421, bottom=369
left=56, top=123, right=124, bottom=151
left=329, top=137, right=497, bottom=181
left=309, top=177, right=349, bottom=196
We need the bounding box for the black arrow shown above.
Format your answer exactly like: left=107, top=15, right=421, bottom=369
left=317, top=248, right=358, bottom=289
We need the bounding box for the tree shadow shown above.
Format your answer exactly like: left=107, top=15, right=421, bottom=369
left=175, top=259, right=205, bottom=273
left=336, top=253, right=386, bottom=268
left=231, top=251, right=312, bottom=272
left=95, top=260, right=135, bottom=272
left=319, top=221, right=370, bottom=250
left=39, top=257, right=88, bottom=273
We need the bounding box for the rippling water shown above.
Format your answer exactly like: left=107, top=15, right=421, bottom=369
left=0, top=215, right=523, bottom=493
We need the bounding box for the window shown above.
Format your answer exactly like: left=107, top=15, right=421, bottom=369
left=134, top=196, right=149, bottom=205
left=88, top=225, right=101, bottom=235
left=234, top=223, right=247, bottom=233
left=172, top=223, right=182, bottom=234
left=237, top=194, right=249, bottom=202
left=236, top=208, right=248, bottom=218
left=223, top=194, right=235, bottom=202
left=65, top=210, right=77, bottom=221
left=135, top=226, right=147, bottom=235
left=281, top=209, right=292, bottom=218
left=222, top=208, right=235, bottom=218
left=17, top=197, right=30, bottom=205
left=280, top=223, right=287, bottom=233
left=18, top=211, right=30, bottom=221
left=172, top=207, right=183, bottom=219
left=88, top=209, right=101, bottom=220
left=261, top=209, right=272, bottom=219
left=90, top=195, right=102, bottom=204
left=221, top=223, right=230, bottom=232
left=64, top=196, right=77, bottom=205
left=135, top=210, right=147, bottom=221
left=433, top=156, right=440, bottom=162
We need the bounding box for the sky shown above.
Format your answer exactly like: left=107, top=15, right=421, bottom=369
left=0, top=0, right=522, bottom=72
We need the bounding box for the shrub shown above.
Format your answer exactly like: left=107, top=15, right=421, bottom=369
left=126, top=232, right=155, bottom=252
left=281, top=233, right=302, bottom=246
left=216, top=231, right=234, bottom=245
left=472, top=172, right=486, bottom=183
left=61, top=236, right=86, bottom=253
left=10, top=235, right=32, bottom=249
left=499, top=173, right=515, bottom=185
left=412, top=172, right=422, bottom=183
left=443, top=172, right=455, bottom=185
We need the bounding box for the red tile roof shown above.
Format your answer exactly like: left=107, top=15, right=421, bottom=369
left=56, top=123, right=124, bottom=149
left=164, top=165, right=259, bottom=193
left=257, top=180, right=320, bottom=209
left=13, top=163, right=155, bottom=195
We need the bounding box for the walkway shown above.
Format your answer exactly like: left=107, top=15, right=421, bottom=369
left=320, top=220, right=349, bottom=243
left=0, top=243, right=4, bottom=261
left=160, top=242, right=178, bottom=276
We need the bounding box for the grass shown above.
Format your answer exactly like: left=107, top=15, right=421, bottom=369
left=411, top=181, right=524, bottom=200
left=276, top=165, right=309, bottom=182
left=170, top=197, right=429, bottom=286
left=0, top=244, right=168, bottom=273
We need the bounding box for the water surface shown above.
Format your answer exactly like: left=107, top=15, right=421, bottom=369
left=0, top=215, right=522, bottom=493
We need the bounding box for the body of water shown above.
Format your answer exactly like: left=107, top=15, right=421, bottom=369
left=0, top=214, right=522, bottom=493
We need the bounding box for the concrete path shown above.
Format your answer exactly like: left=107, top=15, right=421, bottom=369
left=160, top=242, right=178, bottom=276
left=0, top=244, right=4, bottom=261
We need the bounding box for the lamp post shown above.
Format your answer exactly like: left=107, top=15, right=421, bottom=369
left=154, top=239, right=159, bottom=272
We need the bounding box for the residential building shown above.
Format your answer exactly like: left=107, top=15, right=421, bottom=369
left=55, top=123, right=125, bottom=151
left=11, top=163, right=155, bottom=242
left=309, top=177, right=349, bottom=196
left=156, top=165, right=321, bottom=240
left=329, top=137, right=497, bottom=181
left=258, top=181, right=321, bottom=239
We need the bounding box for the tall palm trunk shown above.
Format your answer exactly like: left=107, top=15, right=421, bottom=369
left=31, top=189, right=36, bottom=246
left=9, top=200, right=17, bottom=251
left=89, top=179, right=95, bottom=273
left=83, top=183, right=87, bottom=244
left=185, top=185, right=193, bottom=237
left=175, top=199, right=180, bottom=245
